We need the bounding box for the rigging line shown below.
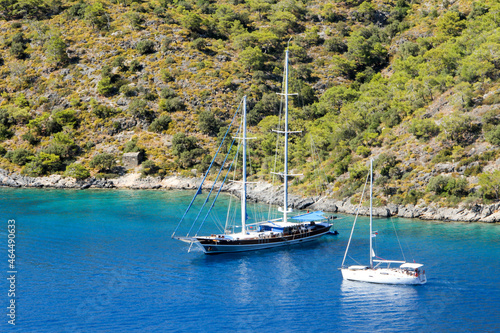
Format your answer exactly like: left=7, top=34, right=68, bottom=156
left=245, top=135, right=262, bottom=225
left=183, top=105, right=241, bottom=237
left=194, top=125, right=242, bottom=237
left=212, top=205, right=227, bottom=233
left=309, top=134, right=321, bottom=197
left=189, top=123, right=242, bottom=237
left=311, top=134, right=328, bottom=194
left=402, top=228, right=416, bottom=262
left=211, top=210, right=224, bottom=233
left=341, top=170, right=370, bottom=267
left=347, top=254, right=363, bottom=266
left=247, top=132, right=255, bottom=222
left=171, top=100, right=242, bottom=238
left=203, top=161, right=238, bottom=235
left=391, top=218, right=408, bottom=262
left=226, top=143, right=240, bottom=232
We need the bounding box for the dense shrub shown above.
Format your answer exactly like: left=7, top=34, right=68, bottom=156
left=92, top=104, right=118, bottom=118
left=409, top=118, right=440, bottom=140
left=126, top=11, right=144, bottom=30
left=97, top=77, right=115, bottom=96
left=375, top=154, right=400, bottom=178
left=129, top=59, right=141, bottom=72
left=239, top=46, right=265, bottom=71
left=479, top=170, right=500, bottom=200
left=356, top=145, right=370, bottom=157
left=64, top=163, right=90, bottom=180
left=68, top=0, right=88, bottom=18
left=140, top=160, right=159, bottom=177
left=160, top=69, right=174, bottom=82
left=84, top=2, right=111, bottom=30
left=427, top=175, right=468, bottom=196
left=53, top=109, right=78, bottom=128
left=192, top=38, right=206, bottom=51
left=45, top=35, right=69, bottom=66
left=485, top=126, right=500, bottom=145
left=90, top=153, right=116, bottom=172
left=198, top=110, right=220, bottom=136
left=119, top=84, right=137, bottom=97
left=0, top=124, right=13, bottom=141
left=324, top=37, right=347, bottom=53
left=160, top=88, right=176, bottom=99
left=136, top=40, right=155, bottom=55
left=112, top=56, right=127, bottom=71
left=21, top=132, right=40, bottom=145
left=10, top=32, right=26, bottom=59
left=149, top=115, right=172, bottom=133
left=5, top=148, right=33, bottom=165
left=159, top=97, right=183, bottom=112
left=172, top=133, right=197, bottom=157
left=22, top=152, right=62, bottom=176
left=404, top=189, right=423, bottom=205
left=123, top=138, right=145, bottom=154
left=441, top=113, right=480, bottom=144
left=128, top=99, right=150, bottom=118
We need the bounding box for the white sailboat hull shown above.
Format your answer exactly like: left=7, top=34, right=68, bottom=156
left=341, top=267, right=427, bottom=285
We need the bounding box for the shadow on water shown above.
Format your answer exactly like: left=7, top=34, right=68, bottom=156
left=188, top=234, right=341, bottom=265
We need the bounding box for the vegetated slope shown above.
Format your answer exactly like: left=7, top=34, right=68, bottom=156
left=0, top=0, right=499, bottom=208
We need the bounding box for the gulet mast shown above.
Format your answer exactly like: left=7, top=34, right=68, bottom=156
left=241, top=96, right=247, bottom=233
left=369, top=158, right=373, bottom=268
left=283, top=50, right=290, bottom=222
left=272, top=48, right=298, bottom=222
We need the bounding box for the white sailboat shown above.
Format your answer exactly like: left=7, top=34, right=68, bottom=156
left=340, top=159, right=427, bottom=285
left=172, top=49, right=335, bottom=254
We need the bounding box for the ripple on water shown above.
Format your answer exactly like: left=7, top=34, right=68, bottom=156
left=0, top=188, right=499, bottom=332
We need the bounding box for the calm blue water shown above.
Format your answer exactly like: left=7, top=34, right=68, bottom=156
left=0, top=188, right=499, bottom=332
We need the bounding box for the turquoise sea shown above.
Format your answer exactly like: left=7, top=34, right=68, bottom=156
left=0, top=188, right=499, bottom=332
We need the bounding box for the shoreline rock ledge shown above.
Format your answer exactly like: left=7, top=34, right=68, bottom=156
left=1, top=169, right=499, bottom=223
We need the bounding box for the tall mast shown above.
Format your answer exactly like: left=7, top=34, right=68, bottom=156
left=283, top=49, right=290, bottom=222
left=369, top=158, right=373, bottom=268
left=241, top=96, right=247, bottom=233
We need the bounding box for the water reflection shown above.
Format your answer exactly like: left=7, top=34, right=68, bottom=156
left=339, top=280, right=419, bottom=331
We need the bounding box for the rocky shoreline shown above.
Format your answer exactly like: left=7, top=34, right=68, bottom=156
left=1, top=169, right=499, bottom=223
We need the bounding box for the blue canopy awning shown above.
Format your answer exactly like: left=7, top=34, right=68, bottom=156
left=290, top=211, right=326, bottom=222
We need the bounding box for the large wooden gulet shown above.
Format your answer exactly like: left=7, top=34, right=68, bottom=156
left=172, top=49, right=336, bottom=254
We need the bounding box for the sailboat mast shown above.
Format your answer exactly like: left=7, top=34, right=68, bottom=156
left=369, top=158, right=373, bottom=268
left=283, top=49, right=290, bottom=222
left=241, top=96, right=247, bottom=233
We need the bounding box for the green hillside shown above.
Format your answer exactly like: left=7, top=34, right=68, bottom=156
left=0, top=0, right=499, bottom=207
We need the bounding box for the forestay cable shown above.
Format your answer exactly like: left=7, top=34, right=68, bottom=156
left=195, top=136, right=242, bottom=236
left=186, top=122, right=241, bottom=237
left=171, top=101, right=242, bottom=238
left=341, top=171, right=370, bottom=267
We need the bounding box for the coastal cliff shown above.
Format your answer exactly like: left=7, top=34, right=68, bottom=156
left=2, top=168, right=499, bottom=223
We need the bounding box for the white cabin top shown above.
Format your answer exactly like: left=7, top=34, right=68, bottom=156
left=400, top=263, right=424, bottom=269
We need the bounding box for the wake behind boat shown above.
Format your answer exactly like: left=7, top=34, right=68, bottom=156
left=172, top=49, right=336, bottom=254
left=340, top=159, right=427, bottom=285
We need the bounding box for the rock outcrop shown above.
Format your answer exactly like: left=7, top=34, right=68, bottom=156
left=1, top=168, right=499, bottom=223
